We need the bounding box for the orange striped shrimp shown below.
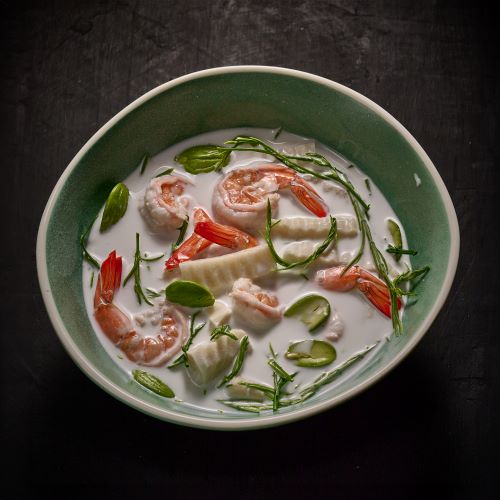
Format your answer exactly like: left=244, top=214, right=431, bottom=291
left=94, top=251, right=188, bottom=365
left=165, top=208, right=258, bottom=269
left=212, top=164, right=328, bottom=232
left=315, top=265, right=401, bottom=318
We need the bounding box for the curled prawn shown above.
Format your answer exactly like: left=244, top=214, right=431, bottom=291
left=230, top=278, right=281, bottom=330
left=165, top=208, right=258, bottom=270
left=94, top=251, right=188, bottom=365
left=212, top=164, right=328, bottom=232
left=315, top=265, right=401, bottom=318
left=143, top=174, right=191, bottom=230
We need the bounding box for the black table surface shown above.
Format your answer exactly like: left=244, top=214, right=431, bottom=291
left=2, top=1, right=499, bottom=499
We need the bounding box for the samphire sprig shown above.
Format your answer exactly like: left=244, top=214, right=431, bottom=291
left=223, top=136, right=370, bottom=212
left=123, top=233, right=164, bottom=306
left=218, top=336, right=250, bottom=388
left=168, top=311, right=205, bottom=369
left=219, top=343, right=378, bottom=413
left=80, top=213, right=100, bottom=269
left=265, top=200, right=337, bottom=270
left=171, top=216, right=189, bottom=254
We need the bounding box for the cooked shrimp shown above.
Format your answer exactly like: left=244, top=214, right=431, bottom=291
left=315, top=265, right=401, bottom=318
left=165, top=208, right=257, bottom=269
left=194, top=220, right=258, bottom=250
left=94, top=251, right=188, bottom=365
left=230, top=278, right=281, bottom=330
left=143, top=174, right=191, bottom=230
left=213, top=164, right=328, bottom=232
left=165, top=208, right=213, bottom=270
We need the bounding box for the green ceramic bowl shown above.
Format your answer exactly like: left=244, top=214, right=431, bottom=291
left=37, top=66, right=459, bottom=430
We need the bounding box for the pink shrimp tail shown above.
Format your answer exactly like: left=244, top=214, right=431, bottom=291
left=94, top=250, right=122, bottom=308
left=194, top=221, right=258, bottom=249
left=356, top=269, right=402, bottom=318
left=290, top=180, right=329, bottom=218
left=165, top=208, right=212, bottom=270
left=316, top=265, right=401, bottom=318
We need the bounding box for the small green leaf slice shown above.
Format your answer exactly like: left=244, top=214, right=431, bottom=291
left=132, top=370, right=174, bottom=398
left=387, top=219, right=403, bottom=262
left=165, top=280, right=215, bottom=307
left=285, top=340, right=336, bottom=368
left=100, top=182, right=129, bottom=232
left=175, top=145, right=231, bottom=174
left=284, top=294, right=331, bottom=332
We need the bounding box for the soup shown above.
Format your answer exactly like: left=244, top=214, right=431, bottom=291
left=82, top=128, right=422, bottom=413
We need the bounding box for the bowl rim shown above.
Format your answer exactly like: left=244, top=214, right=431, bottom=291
left=36, top=65, right=460, bottom=430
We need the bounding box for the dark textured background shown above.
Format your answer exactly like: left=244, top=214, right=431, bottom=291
left=1, top=1, right=499, bottom=499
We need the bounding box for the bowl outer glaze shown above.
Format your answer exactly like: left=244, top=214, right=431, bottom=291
left=37, top=66, right=459, bottom=430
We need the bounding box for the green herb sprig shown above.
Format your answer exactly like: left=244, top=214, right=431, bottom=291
left=268, top=358, right=296, bottom=411
left=171, top=216, right=189, bottom=253
left=223, top=136, right=370, bottom=212
left=393, top=266, right=430, bottom=286
left=154, top=167, right=174, bottom=178
left=219, top=343, right=377, bottom=413
left=80, top=214, right=100, bottom=269
left=123, top=233, right=164, bottom=306
left=168, top=312, right=205, bottom=369
left=386, top=245, right=418, bottom=256
left=265, top=201, right=337, bottom=270
left=210, top=324, right=237, bottom=341
left=138, top=153, right=150, bottom=175
left=218, top=336, right=250, bottom=388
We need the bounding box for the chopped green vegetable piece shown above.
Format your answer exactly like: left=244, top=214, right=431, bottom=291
left=175, top=145, right=231, bottom=174
left=138, top=153, right=150, bottom=175
left=168, top=311, right=205, bottom=368
left=154, top=167, right=174, bottom=177
left=123, top=233, right=163, bottom=306
left=100, top=182, right=129, bottom=232
left=171, top=216, right=189, bottom=253
left=165, top=280, right=215, bottom=307
left=218, top=336, right=250, bottom=388
left=284, top=294, right=331, bottom=332
left=285, top=340, right=336, bottom=368
left=210, top=324, right=237, bottom=341
left=387, top=219, right=403, bottom=262
left=386, top=245, right=418, bottom=256
left=132, top=370, right=174, bottom=398
left=79, top=214, right=100, bottom=269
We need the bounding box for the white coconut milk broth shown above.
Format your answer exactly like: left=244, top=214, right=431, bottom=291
left=83, top=127, right=410, bottom=412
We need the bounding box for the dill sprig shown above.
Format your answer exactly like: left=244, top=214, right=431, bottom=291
left=218, top=336, right=250, bottom=388
left=79, top=214, right=100, bottom=269
left=171, top=216, right=189, bottom=253
left=123, top=233, right=164, bottom=306
left=168, top=311, right=205, bottom=369
left=210, top=324, right=237, bottom=341
left=265, top=200, right=337, bottom=270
